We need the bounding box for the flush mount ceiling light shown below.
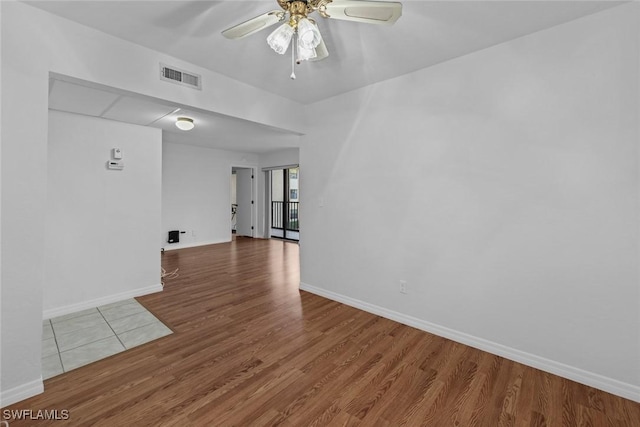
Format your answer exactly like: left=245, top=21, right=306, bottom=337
left=175, top=117, right=194, bottom=131
left=223, top=0, right=402, bottom=79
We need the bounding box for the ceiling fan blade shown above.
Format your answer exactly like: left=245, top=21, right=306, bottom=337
left=311, top=39, right=329, bottom=61
left=322, top=0, right=402, bottom=25
left=222, top=10, right=285, bottom=40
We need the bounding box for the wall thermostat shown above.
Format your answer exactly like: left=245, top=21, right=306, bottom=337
left=112, top=148, right=123, bottom=159
left=107, top=160, right=124, bottom=170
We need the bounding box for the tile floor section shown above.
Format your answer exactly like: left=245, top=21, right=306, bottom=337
left=42, top=298, right=172, bottom=380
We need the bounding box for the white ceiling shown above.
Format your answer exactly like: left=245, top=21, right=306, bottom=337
left=28, top=0, right=623, bottom=105
left=35, top=1, right=624, bottom=154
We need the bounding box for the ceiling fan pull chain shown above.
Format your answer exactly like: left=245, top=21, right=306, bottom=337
left=290, top=32, right=297, bottom=80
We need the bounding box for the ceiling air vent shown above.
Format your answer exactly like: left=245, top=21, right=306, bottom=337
left=160, top=64, right=202, bottom=90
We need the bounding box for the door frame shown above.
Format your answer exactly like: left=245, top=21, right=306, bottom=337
left=230, top=165, right=258, bottom=239
left=266, top=166, right=300, bottom=241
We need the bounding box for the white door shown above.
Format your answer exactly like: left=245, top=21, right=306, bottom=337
left=235, top=168, right=253, bottom=237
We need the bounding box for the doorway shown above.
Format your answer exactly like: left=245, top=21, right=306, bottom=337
left=231, top=167, right=255, bottom=238
left=270, top=167, right=299, bottom=241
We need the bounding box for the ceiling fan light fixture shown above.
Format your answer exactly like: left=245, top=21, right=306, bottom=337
left=175, top=117, right=195, bottom=131
left=224, top=0, right=402, bottom=78
left=267, top=22, right=295, bottom=54
left=296, top=18, right=322, bottom=50
left=297, top=43, right=317, bottom=62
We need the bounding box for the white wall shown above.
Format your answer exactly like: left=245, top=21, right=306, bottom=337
left=162, top=142, right=258, bottom=249
left=44, top=111, right=162, bottom=317
left=1, top=1, right=50, bottom=405
left=300, top=4, right=640, bottom=401
left=0, top=1, right=304, bottom=405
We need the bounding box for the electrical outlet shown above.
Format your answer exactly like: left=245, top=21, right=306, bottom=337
left=399, top=280, right=407, bottom=294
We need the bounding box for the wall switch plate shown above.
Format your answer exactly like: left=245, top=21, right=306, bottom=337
left=106, top=160, right=124, bottom=170
left=399, top=280, right=407, bottom=294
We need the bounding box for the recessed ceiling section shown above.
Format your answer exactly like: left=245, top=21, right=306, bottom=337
left=101, top=96, right=178, bottom=126
left=49, top=79, right=120, bottom=117
left=48, top=77, right=303, bottom=154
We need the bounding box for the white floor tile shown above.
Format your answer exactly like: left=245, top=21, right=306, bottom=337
left=56, top=322, right=115, bottom=352
left=42, top=321, right=54, bottom=340
left=98, top=298, right=139, bottom=311
left=50, top=308, right=99, bottom=324
left=42, top=354, right=63, bottom=380
left=52, top=311, right=108, bottom=336
left=108, top=311, right=160, bottom=335
left=43, top=300, right=172, bottom=375
left=118, top=322, right=172, bottom=349
left=60, top=336, right=125, bottom=372
left=42, top=337, right=59, bottom=357
left=99, top=302, right=147, bottom=322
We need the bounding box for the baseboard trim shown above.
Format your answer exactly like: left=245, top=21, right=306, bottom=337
left=299, top=282, right=640, bottom=403
left=43, top=284, right=163, bottom=320
left=0, top=377, right=44, bottom=408
left=162, top=239, right=228, bottom=251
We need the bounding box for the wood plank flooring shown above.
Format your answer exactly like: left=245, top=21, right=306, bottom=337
left=3, top=237, right=639, bottom=426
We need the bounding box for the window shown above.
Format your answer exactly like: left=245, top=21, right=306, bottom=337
left=270, top=167, right=300, bottom=240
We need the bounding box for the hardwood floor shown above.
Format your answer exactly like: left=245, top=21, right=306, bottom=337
left=4, top=238, right=639, bottom=426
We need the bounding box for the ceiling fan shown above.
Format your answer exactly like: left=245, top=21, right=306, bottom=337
left=222, top=0, right=402, bottom=78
